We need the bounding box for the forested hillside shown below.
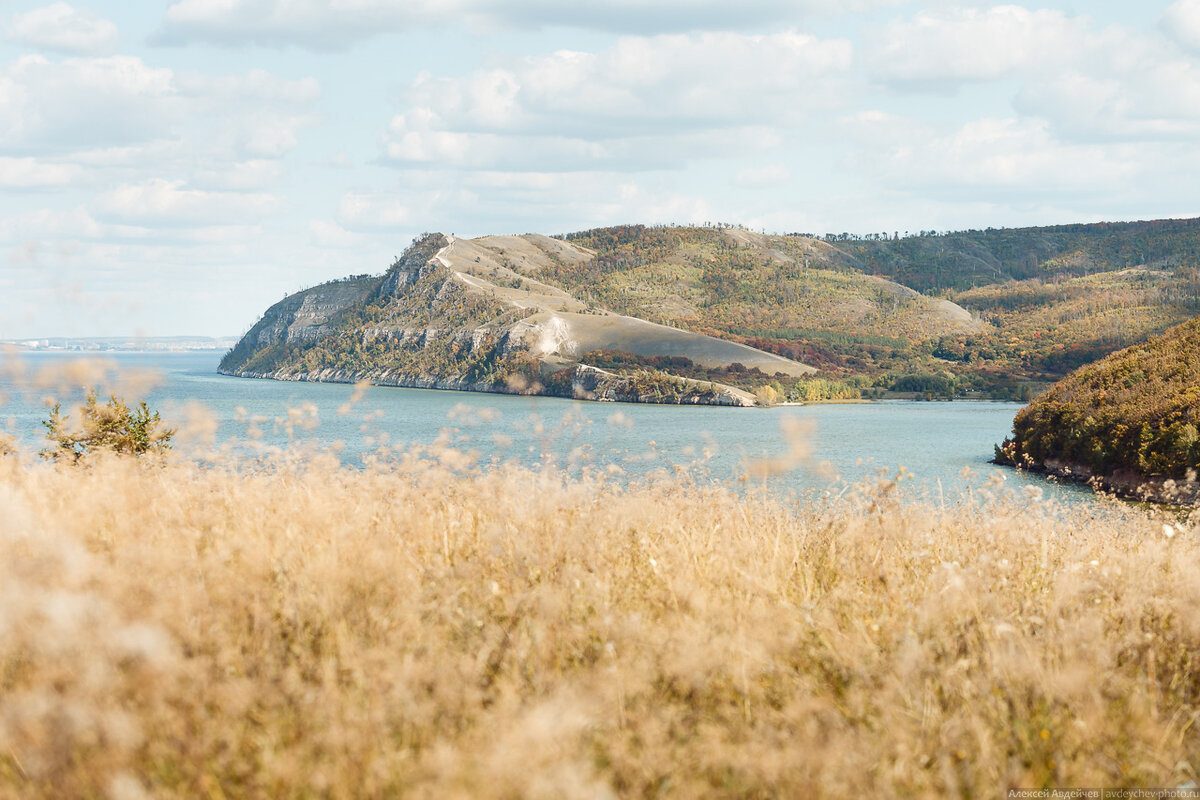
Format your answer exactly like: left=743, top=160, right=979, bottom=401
left=841, top=217, right=1200, bottom=292
left=996, top=316, right=1200, bottom=502
left=550, top=219, right=1200, bottom=392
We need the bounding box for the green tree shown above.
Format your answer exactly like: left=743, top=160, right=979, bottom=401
left=42, top=389, right=174, bottom=462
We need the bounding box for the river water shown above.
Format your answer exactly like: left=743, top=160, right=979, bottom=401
left=0, top=350, right=1088, bottom=502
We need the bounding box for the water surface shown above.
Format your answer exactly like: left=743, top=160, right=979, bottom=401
left=0, top=350, right=1086, bottom=502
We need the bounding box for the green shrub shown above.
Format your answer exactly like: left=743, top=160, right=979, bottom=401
left=42, top=389, right=174, bottom=462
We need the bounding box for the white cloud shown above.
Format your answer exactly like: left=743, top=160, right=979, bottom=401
left=1013, top=50, right=1200, bottom=142
left=161, top=68, right=322, bottom=160
left=385, top=130, right=639, bottom=171
left=0, top=228, right=308, bottom=337
left=603, top=181, right=715, bottom=225
left=0, top=55, right=319, bottom=159
left=462, top=171, right=586, bottom=191
left=336, top=192, right=412, bottom=230
left=384, top=32, right=851, bottom=171
left=174, top=68, right=320, bottom=104
left=1163, top=0, right=1200, bottom=51
left=0, top=50, right=328, bottom=336
left=468, top=0, right=897, bottom=34
left=0, top=156, right=84, bottom=188
left=866, top=5, right=1200, bottom=146
left=0, top=55, right=175, bottom=151
left=734, top=164, right=791, bottom=188
left=59, top=142, right=181, bottom=169
left=1017, top=76, right=1187, bottom=141
left=6, top=3, right=119, bottom=55
left=309, top=219, right=365, bottom=248
left=158, top=0, right=442, bottom=50
left=339, top=170, right=728, bottom=236
left=0, top=206, right=106, bottom=242
left=91, top=179, right=281, bottom=228
left=156, top=0, right=895, bottom=48
left=192, top=160, right=285, bottom=191
left=0, top=204, right=282, bottom=252
left=849, top=115, right=1146, bottom=198
left=402, top=33, right=851, bottom=134
left=867, top=6, right=1088, bottom=87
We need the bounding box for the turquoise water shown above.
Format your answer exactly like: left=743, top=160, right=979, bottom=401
left=0, top=350, right=1087, bottom=502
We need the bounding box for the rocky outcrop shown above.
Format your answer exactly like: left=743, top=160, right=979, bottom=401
left=378, top=233, right=448, bottom=297
left=570, top=364, right=753, bottom=406
left=994, top=454, right=1200, bottom=506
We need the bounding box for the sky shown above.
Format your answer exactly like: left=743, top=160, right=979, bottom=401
left=2, top=1, right=1200, bottom=337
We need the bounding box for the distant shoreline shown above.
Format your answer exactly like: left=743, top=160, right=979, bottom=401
left=779, top=395, right=1027, bottom=407
left=1, top=337, right=238, bottom=353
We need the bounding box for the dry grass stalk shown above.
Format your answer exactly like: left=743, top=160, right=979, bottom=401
left=0, top=441, right=1198, bottom=798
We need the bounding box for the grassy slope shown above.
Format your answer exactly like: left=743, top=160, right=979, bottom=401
left=541, top=221, right=1200, bottom=389
left=544, top=226, right=981, bottom=377
left=435, top=235, right=816, bottom=378
left=999, top=316, right=1200, bottom=485
left=1, top=448, right=1198, bottom=797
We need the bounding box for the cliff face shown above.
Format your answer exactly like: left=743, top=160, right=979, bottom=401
left=219, top=233, right=784, bottom=406
left=218, top=276, right=380, bottom=375
left=377, top=233, right=447, bottom=297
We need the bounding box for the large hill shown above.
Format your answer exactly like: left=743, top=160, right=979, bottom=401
left=221, top=218, right=1200, bottom=404
left=546, top=225, right=980, bottom=377
left=839, top=218, right=1200, bottom=379
left=544, top=220, right=1200, bottom=389
left=219, top=232, right=817, bottom=406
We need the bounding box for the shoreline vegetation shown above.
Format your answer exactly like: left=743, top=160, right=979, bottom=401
left=990, top=455, right=1200, bottom=508
left=220, top=365, right=1041, bottom=407
left=1, top=432, right=1199, bottom=797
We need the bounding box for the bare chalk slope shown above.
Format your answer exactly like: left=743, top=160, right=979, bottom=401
left=437, top=235, right=817, bottom=377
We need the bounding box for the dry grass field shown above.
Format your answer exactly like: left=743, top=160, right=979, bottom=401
left=1, top=428, right=1199, bottom=798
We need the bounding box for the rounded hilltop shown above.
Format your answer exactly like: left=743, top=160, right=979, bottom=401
left=996, top=316, right=1200, bottom=503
